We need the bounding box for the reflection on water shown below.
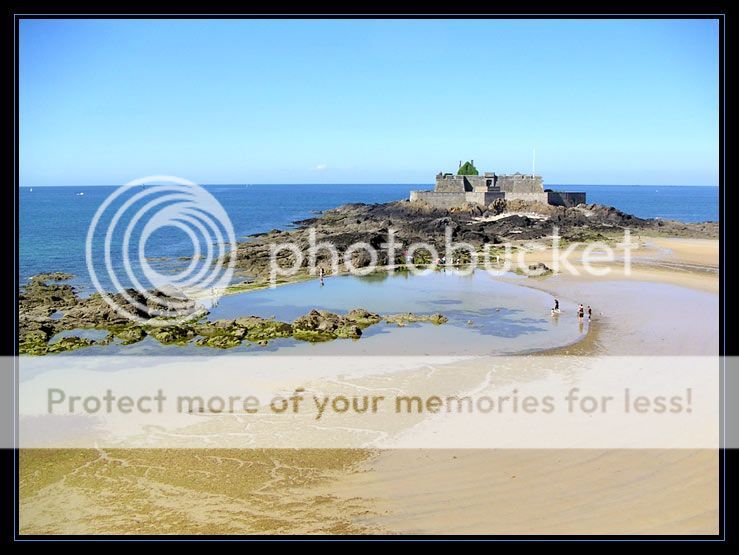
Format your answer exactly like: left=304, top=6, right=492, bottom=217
left=212, top=270, right=534, bottom=320
left=60, top=271, right=587, bottom=357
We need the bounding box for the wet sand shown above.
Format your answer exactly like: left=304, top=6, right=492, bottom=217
left=327, top=449, right=717, bottom=534
left=19, top=448, right=375, bottom=534
left=19, top=236, right=720, bottom=535
left=314, top=237, right=719, bottom=535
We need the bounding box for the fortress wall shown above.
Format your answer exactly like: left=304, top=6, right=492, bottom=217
left=504, top=192, right=586, bottom=207
left=504, top=192, right=551, bottom=204
left=410, top=190, right=505, bottom=208
left=414, top=177, right=585, bottom=209
left=465, top=191, right=505, bottom=205
left=497, top=176, right=544, bottom=193
left=410, top=191, right=468, bottom=208
left=435, top=176, right=468, bottom=192
left=436, top=175, right=498, bottom=192
left=467, top=176, right=497, bottom=191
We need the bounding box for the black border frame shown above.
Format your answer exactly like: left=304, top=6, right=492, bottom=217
left=3, top=7, right=733, bottom=544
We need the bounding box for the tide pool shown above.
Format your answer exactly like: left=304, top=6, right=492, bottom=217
left=58, top=271, right=588, bottom=357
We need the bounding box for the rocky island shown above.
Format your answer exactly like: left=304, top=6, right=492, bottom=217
left=231, top=196, right=717, bottom=281
left=19, top=191, right=716, bottom=356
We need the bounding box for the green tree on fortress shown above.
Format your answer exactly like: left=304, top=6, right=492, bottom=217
left=457, top=161, right=478, bottom=176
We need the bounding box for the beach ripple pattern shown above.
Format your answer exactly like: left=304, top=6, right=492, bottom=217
left=85, top=176, right=236, bottom=325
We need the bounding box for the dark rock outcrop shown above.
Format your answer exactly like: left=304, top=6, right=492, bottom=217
left=230, top=199, right=717, bottom=281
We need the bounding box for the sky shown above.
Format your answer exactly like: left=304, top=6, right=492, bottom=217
left=19, top=18, right=719, bottom=187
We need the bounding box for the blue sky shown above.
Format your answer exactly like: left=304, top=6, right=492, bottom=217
left=20, top=18, right=719, bottom=187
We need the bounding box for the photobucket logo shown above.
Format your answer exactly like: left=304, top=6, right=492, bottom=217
left=85, top=176, right=236, bottom=325
left=268, top=226, right=637, bottom=286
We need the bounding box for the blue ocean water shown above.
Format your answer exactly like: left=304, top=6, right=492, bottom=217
left=558, top=184, right=719, bottom=224
left=19, top=184, right=718, bottom=292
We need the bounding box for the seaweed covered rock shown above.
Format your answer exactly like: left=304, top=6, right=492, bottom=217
left=291, top=308, right=382, bottom=341
left=526, top=262, right=553, bottom=276
left=47, top=336, right=96, bottom=354
left=384, top=313, right=448, bottom=326
left=335, top=325, right=363, bottom=339
left=243, top=320, right=292, bottom=342
left=147, top=325, right=197, bottom=345
left=292, top=329, right=338, bottom=343
left=345, top=308, right=382, bottom=326
left=195, top=334, right=243, bottom=349
left=18, top=281, right=446, bottom=354
left=20, top=333, right=99, bottom=356
left=293, top=310, right=340, bottom=333
left=109, top=326, right=147, bottom=345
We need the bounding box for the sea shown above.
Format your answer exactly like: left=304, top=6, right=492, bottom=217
left=19, top=184, right=718, bottom=292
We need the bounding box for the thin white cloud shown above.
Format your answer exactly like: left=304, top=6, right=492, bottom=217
left=313, top=164, right=328, bottom=171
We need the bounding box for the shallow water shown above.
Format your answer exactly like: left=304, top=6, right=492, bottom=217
left=61, top=271, right=588, bottom=357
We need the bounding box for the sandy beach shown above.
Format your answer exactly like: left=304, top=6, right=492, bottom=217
left=18, top=237, right=720, bottom=535
left=313, top=237, right=720, bottom=535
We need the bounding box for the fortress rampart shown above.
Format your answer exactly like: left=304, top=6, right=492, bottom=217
left=410, top=168, right=585, bottom=209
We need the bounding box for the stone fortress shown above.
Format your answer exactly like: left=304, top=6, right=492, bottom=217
left=410, top=160, right=586, bottom=209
